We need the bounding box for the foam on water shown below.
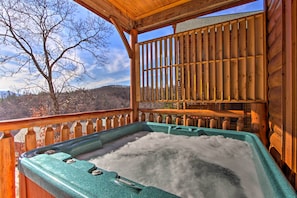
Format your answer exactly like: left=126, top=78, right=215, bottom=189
left=89, top=132, right=264, bottom=198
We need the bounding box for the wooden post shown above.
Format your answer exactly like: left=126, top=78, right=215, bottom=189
left=125, top=114, right=130, bottom=125
left=166, top=115, right=172, bottom=124
left=105, top=117, right=111, bottom=130
left=222, top=117, right=230, bottom=130
left=198, top=118, right=205, bottom=127
left=236, top=117, right=244, bottom=131
left=74, top=122, right=82, bottom=138
left=0, top=132, right=15, bottom=198
left=113, top=116, right=119, bottom=128
left=96, top=118, right=103, bottom=132
left=130, top=29, right=139, bottom=123
left=140, top=112, right=146, bottom=122
left=251, top=103, right=268, bottom=146
left=119, top=115, right=125, bottom=126
left=209, top=118, right=217, bottom=128
left=149, top=113, right=154, bottom=122
left=86, top=120, right=93, bottom=134
left=25, top=128, right=36, bottom=151
left=61, top=123, right=70, bottom=141
left=45, top=126, right=54, bottom=145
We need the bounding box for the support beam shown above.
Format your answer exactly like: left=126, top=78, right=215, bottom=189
left=0, top=133, right=15, bottom=198
left=110, top=17, right=133, bottom=58
left=130, top=29, right=139, bottom=123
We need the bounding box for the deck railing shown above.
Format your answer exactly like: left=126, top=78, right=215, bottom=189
left=0, top=108, right=132, bottom=197
left=139, top=108, right=248, bottom=131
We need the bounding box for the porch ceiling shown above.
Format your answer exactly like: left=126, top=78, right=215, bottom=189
left=74, top=0, right=255, bottom=33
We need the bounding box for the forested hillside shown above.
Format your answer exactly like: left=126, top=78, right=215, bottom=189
left=0, top=85, right=130, bottom=121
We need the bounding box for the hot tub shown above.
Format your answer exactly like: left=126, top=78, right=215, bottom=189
left=18, top=122, right=296, bottom=198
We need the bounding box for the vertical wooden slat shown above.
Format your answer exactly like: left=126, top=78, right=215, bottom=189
left=119, top=115, right=125, bottom=126
left=175, top=35, right=179, bottom=101
left=113, top=116, right=119, bottom=128
left=185, top=33, right=191, bottom=100
left=74, top=121, right=82, bottom=138
left=141, top=44, right=145, bottom=101
left=223, top=22, right=231, bottom=101
left=247, top=16, right=256, bottom=100
left=155, top=40, right=159, bottom=100
left=45, top=126, right=54, bottom=145
left=169, top=36, right=174, bottom=100
left=135, top=43, right=141, bottom=103
left=216, top=24, right=224, bottom=101
left=125, top=114, right=130, bottom=125
left=150, top=42, right=154, bottom=101
left=96, top=118, right=103, bottom=132
left=25, top=128, right=36, bottom=151
left=61, top=123, right=70, bottom=141
left=209, top=26, right=216, bottom=100
left=180, top=34, right=185, bottom=101
left=146, top=43, right=149, bottom=101
left=197, top=30, right=203, bottom=100
left=164, top=38, right=169, bottom=100
left=105, top=117, right=111, bottom=130
left=203, top=28, right=210, bottom=100
left=255, top=14, right=265, bottom=100
left=159, top=39, right=163, bottom=100
left=231, top=21, right=239, bottom=100
left=238, top=18, right=247, bottom=100
left=86, top=119, right=93, bottom=134
left=191, top=31, right=197, bottom=100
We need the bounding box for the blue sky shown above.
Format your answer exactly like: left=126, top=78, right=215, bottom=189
left=0, top=0, right=263, bottom=92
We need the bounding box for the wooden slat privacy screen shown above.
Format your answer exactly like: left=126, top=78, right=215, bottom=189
left=136, top=13, right=266, bottom=103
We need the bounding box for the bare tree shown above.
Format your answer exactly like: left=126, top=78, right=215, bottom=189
left=0, top=0, right=112, bottom=114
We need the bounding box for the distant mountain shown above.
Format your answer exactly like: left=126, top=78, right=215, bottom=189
left=0, top=85, right=130, bottom=120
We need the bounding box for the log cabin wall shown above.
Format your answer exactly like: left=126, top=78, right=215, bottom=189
left=266, top=0, right=297, bottom=188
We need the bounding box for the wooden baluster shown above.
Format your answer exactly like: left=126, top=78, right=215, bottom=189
left=25, top=127, right=37, bottom=151
left=125, top=114, right=130, bottom=125
left=141, top=112, right=146, bottom=122
left=0, top=132, right=15, bottom=198
left=236, top=117, right=244, bottom=131
left=186, top=117, right=193, bottom=126
left=209, top=118, right=217, bottom=128
left=222, top=117, right=230, bottom=130
left=86, top=120, right=94, bottom=134
left=149, top=113, right=154, bottom=122
left=166, top=115, right=172, bottom=124
left=119, top=115, right=125, bottom=126
left=74, top=121, right=82, bottom=138
left=106, top=117, right=111, bottom=130
left=96, top=118, right=103, bottom=132
left=175, top=116, right=181, bottom=125
left=61, top=123, right=70, bottom=141
left=113, top=116, right=119, bottom=128
left=45, top=126, right=54, bottom=145
left=198, top=118, right=205, bottom=127
left=157, top=114, right=162, bottom=123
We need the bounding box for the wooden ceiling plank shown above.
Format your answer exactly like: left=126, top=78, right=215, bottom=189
left=74, top=0, right=133, bottom=32
left=135, top=0, right=191, bottom=20
left=135, top=0, right=255, bottom=33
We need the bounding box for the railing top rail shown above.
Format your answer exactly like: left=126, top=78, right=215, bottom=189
left=0, top=108, right=132, bottom=132
left=140, top=108, right=248, bottom=118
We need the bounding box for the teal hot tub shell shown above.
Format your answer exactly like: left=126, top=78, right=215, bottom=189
left=18, top=122, right=296, bottom=198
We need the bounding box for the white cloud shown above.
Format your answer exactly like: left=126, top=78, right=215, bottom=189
left=104, top=48, right=130, bottom=73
